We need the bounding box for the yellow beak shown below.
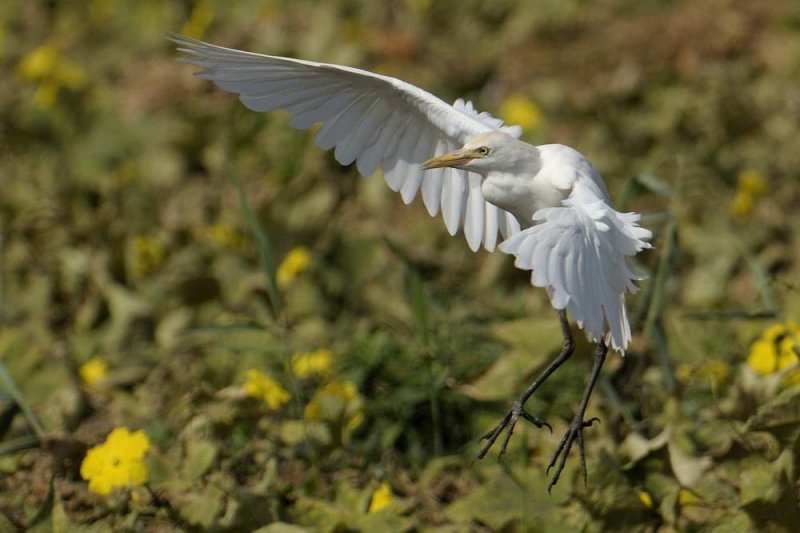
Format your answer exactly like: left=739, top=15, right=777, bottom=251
left=422, top=149, right=476, bottom=170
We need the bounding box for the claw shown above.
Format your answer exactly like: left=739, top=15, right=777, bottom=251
left=476, top=404, right=550, bottom=461
left=546, top=414, right=601, bottom=491
left=520, top=411, right=551, bottom=433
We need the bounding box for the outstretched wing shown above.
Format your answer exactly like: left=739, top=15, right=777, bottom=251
left=498, top=180, right=652, bottom=352
left=172, top=34, right=522, bottom=251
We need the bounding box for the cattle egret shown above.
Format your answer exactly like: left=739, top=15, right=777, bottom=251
left=172, top=34, right=652, bottom=489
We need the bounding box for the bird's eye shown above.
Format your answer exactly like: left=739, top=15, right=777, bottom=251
left=477, top=146, right=490, bottom=156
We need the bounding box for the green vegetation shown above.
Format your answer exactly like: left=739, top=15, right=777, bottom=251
left=2, top=1, right=799, bottom=531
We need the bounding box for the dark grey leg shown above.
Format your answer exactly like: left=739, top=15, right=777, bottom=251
left=546, top=339, right=608, bottom=492
left=476, top=310, right=575, bottom=460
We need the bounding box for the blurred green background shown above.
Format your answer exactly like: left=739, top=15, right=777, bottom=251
left=2, top=0, right=800, bottom=531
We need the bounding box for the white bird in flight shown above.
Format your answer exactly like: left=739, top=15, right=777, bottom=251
left=172, top=34, right=652, bottom=489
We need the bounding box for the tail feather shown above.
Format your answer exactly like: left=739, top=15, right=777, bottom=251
left=499, top=196, right=651, bottom=352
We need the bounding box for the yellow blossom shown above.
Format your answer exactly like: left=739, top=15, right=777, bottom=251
left=676, top=360, right=730, bottom=387
left=498, top=95, right=543, bottom=132
left=763, top=323, right=788, bottom=342
left=368, top=482, right=394, bottom=513
left=304, top=380, right=364, bottom=438
left=778, top=336, right=799, bottom=370
left=678, top=488, right=702, bottom=506
left=730, top=169, right=768, bottom=218
left=182, top=0, right=215, bottom=39
left=695, top=360, right=731, bottom=387
left=18, top=45, right=60, bottom=81
left=730, top=191, right=754, bottom=218
left=781, top=368, right=800, bottom=387
left=244, top=369, right=290, bottom=410
left=292, top=349, right=333, bottom=378
left=131, top=236, right=165, bottom=277
left=675, top=363, right=692, bottom=383
left=638, top=490, right=654, bottom=509
left=737, top=169, right=768, bottom=196
left=746, top=321, right=800, bottom=384
left=198, top=222, right=246, bottom=250
left=276, top=247, right=311, bottom=288
left=80, top=427, right=151, bottom=496
left=747, top=339, right=777, bottom=375
left=346, top=411, right=364, bottom=432
left=79, top=357, right=108, bottom=387
left=18, top=43, right=87, bottom=109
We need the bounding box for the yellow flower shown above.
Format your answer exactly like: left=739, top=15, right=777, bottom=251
left=17, top=43, right=87, bottom=109
left=781, top=368, right=800, bottom=387
left=730, top=169, right=768, bottom=218
left=79, top=357, right=108, bottom=387
left=638, top=490, right=654, bottom=509
left=292, top=349, right=333, bottom=378
left=676, top=360, right=730, bottom=387
left=746, top=321, right=800, bottom=382
left=18, top=44, right=60, bottom=81
left=498, top=95, right=543, bottom=132
left=763, top=323, right=789, bottom=342
left=678, top=488, right=702, bottom=506
left=244, top=369, right=290, bottom=410
left=304, top=380, right=364, bottom=438
left=675, top=363, right=692, bottom=383
left=198, top=222, right=246, bottom=250
left=737, top=169, right=768, bottom=196
left=778, top=337, right=799, bottom=370
left=694, top=360, right=731, bottom=387
left=747, top=339, right=777, bottom=375
left=368, top=482, right=394, bottom=513
left=730, top=191, right=754, bottom=218
left=80, top=427, right=150, bottom=496
left=131, top=236, right=165, bottom=277
left=276, top=247, right=311, bottom=288
left=181, top=0, right=215, bottom=39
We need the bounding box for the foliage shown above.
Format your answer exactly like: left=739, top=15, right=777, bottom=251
left=1, top=0, right=799, bottom=531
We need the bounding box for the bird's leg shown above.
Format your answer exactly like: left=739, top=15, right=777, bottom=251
left=546, top=339, right=608, bottom=492
left=476, top=310, right=575, bottom=460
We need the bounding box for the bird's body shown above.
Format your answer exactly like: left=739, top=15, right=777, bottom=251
left=173, top=34, right=652, bottom=489
left=480, top=142, right=610, bottom=227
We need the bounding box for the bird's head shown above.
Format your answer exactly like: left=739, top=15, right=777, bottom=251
left=422, top=131, right=538, bottom=175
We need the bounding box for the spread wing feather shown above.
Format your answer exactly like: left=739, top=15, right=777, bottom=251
left=499, top=181, right=652, bottom=352
left=172, top=34, right=522, bottom=251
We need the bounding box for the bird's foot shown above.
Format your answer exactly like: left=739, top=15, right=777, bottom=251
left=546, top=415, right=600, bottom=492
left=476, top=400, right=551, bottom=460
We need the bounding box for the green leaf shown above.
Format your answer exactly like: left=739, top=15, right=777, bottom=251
left=708, top=511, right=754, bottom=533
left=174, top=483, right=224, bottom=528
left=667, top=432, right=712, bottom=488
left=279, top=420, right=331, bottom=447
left=746, top=385, right=800, bottom=431
left=738, top=450, right=800, bottom=527
left=444, top=467, right=532, bottom=530
left=183, top=439, right=218, bottom=481
left=618, top=427, right=669, bottom=468
left=460, top=318, right=563, bottom=401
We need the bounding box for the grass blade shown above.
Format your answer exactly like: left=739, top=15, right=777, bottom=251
left=229, top=175, right=283, bottom=321
left=0, top=361, right=44, bottom=439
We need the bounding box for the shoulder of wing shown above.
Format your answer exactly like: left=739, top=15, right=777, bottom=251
left=537, top=143, right=611, bottom=201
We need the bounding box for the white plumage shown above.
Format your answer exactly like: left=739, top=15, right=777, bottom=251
left=173, top=33, right=654, bottom=488
left=173, top=35, right=521, bottom=253
left=172, top=34, right=651, bottom=351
